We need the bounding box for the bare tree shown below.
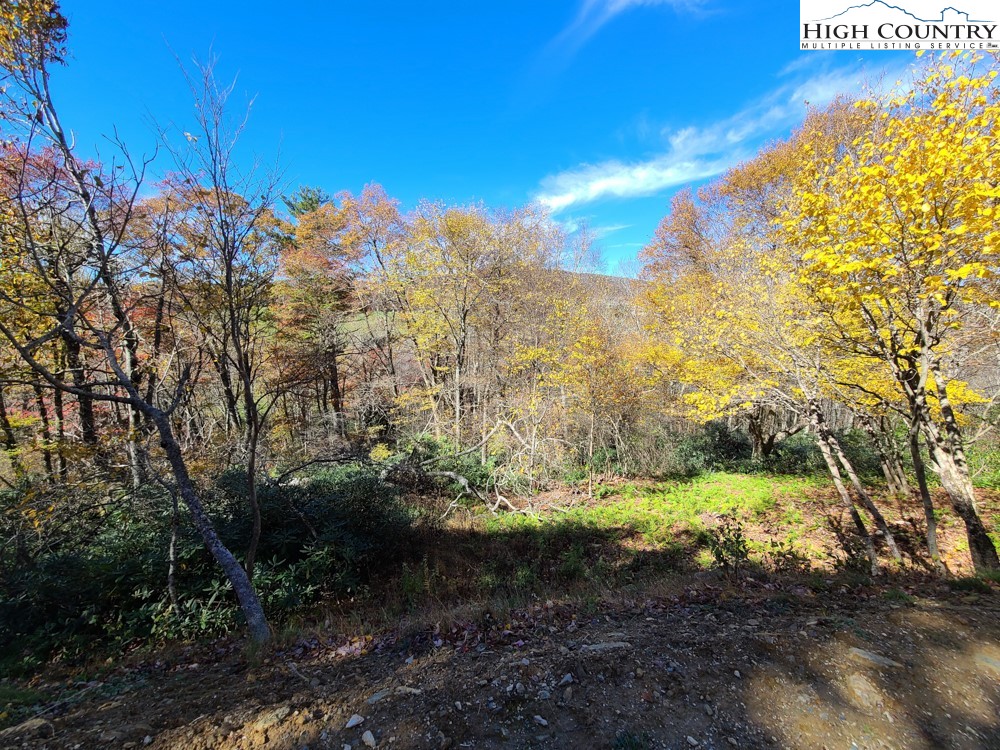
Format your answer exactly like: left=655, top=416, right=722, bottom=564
left=0, top=13, right=271, bottom=642
left=158, top=56, right=284, bottom=578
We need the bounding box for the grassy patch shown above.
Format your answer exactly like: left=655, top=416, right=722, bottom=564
left=612, top=730, right=652, bottom=750
left=437, top=472, right=833, bottom=595
left=882, top=588, right=916, bottom=604
left=0, top=683, right=47, bottom=728
left=487, top=473, right=818, bottom=548
left=948, top=577, right=992, bottom=594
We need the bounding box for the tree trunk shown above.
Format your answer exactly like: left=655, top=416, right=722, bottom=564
left=0, top=388, right=26, bottom=480
left=32, top=383, right=54, bottom=479
left=168, top=486, right=180, bottom=612
left=828, top=433, right=902, bottom=562
left=909, top=422, right=944, bottom=574
left=746, top=409, right=766, bottom=461
left=51, top=381, right=67, bottom=479
left=329, top=349, right=345, bottom=437
left=61, top=333, right=97, bottom=445
left=879, top=457, right=900, bottom=495
left=746, top=407, right=802, bottom=460
left=810, top=402, right=879, bottom=574
left=929, top=435, right=999, bottom=573
left=454, top=352, right=462, bottom=447
left=213, top=353, right=242, bottom=435
left=587, top=409, right=596, bottom=499
left=126, top=405, right=148, bottom=490
left=926, top=359, right=998, bottom=572
left=244, top=428, right=262, bottom=579
left=891, top=350, right=999, bottom=574
left=884, top=416, right=911, bottom=496
left=859, top=415, right=910, bottom=496
left=151, top=411, right=270, bottom=643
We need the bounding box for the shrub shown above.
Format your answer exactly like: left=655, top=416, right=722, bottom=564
left=752, top=428, right=882, bottom=479
left=557, top=543, right=587, bottom=581
left=0, top=463, right=415, bottom=666
left=213, top=464, right=413, bottom=578
left=764, top=539, right=811, bottom=575
left=671, top=421, right=752, bottom=476
left=393, top=433, right=504, bottom=497
left=707, top=516, right=749, bottom=581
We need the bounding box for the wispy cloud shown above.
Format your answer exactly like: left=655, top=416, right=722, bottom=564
left=538, top=156, right=729, bottom=213
left=518, top=1, right=707, bottom=114
left=550, top=217, right=632, bottom=238
left=552, top=0, right=707, bottom=52
left=535, top=60, right=911, bottom=214
left=592, top=223, right=632, bottom=239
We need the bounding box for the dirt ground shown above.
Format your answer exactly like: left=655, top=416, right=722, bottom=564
left=2, top=575, right=998, bottom=750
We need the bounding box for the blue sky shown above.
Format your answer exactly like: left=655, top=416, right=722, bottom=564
left=54, top=0, right=921, bottom=272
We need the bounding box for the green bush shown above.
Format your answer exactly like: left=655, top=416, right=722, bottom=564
left=669, top=421, right=752, bottom=476
left=755, top=432, right=827, bottom=475
left=557, top=543, right=587, bottom=581
left=0, top=464, right=414, bottom=666
left=967, top=439, right=1000, bottom=489
left=215, top=463, right=412, bottom=572
left=707, top=516, right=749, bottom=581
left=755, top=428, right=883, bottom=479
left=393, top=433, right=502, bottom=496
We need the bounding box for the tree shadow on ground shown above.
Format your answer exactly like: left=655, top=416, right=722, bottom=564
left=3, top=518, right=999, bottom=750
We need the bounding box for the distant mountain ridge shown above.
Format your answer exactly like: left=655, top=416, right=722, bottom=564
left=812, top=1, right=990, bottom=23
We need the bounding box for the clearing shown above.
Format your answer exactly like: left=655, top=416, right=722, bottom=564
left=2, top=473, right=999, bottom=750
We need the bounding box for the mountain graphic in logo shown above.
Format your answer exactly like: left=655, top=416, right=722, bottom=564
left=811, top=1, right=991, bottom=23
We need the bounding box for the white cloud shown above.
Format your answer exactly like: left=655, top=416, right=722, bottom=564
left=552, top=0, right=707, bottom=54
left=592, top=223, right=632, bottom=239
left=538, top=156, right=730, bottom=213
left=548, top=217, right=631, bottom=238
left=535, top=60, right=911, bottom=213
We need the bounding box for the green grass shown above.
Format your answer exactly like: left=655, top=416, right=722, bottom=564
left=948, top=577, right=991, bottom=594
left=967, top=443, right=1000, bottom=489
left=882, top=588, right=916, bottom=604
left=323, top=467, right=995, bottom=638
left=465, top=472, right=836, bottom=590
left=0, top=683, right=47, bottom=728
left=612, top=730, right=652, bottom=750
left=486, top=472, right=818, bottom=548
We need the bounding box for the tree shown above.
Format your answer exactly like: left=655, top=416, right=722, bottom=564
left=275, top=188, right=357, bottom=440
left=360, top=200, right=562, bottom=448
left=780, top=53, right=1000, bottom=572
left=642, top=106, right=906, bottom=573
left=0, top=2, right=271, bottom=640
left=158, top=58, right=284, bottom=579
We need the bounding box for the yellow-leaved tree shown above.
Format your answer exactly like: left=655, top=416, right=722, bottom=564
left=780, top=53, right=1000, bottom=572
left=642, top=172, right=903, bottom=574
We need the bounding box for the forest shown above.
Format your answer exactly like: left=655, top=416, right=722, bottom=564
left=0, top=4, right=998, bottom=750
